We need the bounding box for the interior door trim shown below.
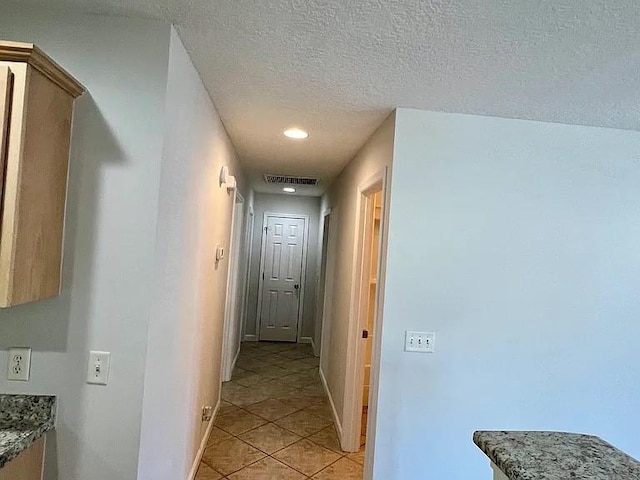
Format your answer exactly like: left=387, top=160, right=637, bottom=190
left=256, top=212, right=310, bottom=343
left=342, top=166, right=390, bottom=476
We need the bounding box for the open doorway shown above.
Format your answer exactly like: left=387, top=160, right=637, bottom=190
left=361, top=191, right=382, bottom=445
left=314, top=209, right=331, bottom=357
left=221, top=192, right=246, bottom=382
left=341, top=168, right=389, bottom=478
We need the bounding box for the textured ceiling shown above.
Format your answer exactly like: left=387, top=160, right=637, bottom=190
left=11, top=0, right=640, bottom=194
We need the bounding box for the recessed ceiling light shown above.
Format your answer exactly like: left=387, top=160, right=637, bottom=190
left=283, top=128, right=309, bottom=139
left=283, top=187, right=296, bottom=193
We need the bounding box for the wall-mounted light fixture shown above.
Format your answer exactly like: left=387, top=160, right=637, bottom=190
left=219, top=165, right=229, bottom=187
left=219, top=166, right=237, bottom=192
left=226, top=175, right=237, bottom=192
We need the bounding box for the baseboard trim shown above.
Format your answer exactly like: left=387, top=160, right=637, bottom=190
left=300, top=336, right=313, bottom=344
left=319, top=365, right=343, bottom=440
left=186, top=399, right=220, bottom=480
left=310, top=337, right=318, bottom=357
left=243, top=334, right=257, bottom=342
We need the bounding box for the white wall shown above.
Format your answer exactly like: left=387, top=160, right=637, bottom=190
left=375, top=108, right=640, bottom=479
left=0, top=6, right=170, bottom=480
left=319, top=114, right=395, bottom=433
left=137, top=28, right=247, bottom=480
left=245, top=193, right=320, bottom=342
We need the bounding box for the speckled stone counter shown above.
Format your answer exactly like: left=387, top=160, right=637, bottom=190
left=0, top=395, right=56, bottom=468
left=474, top=431, right=640, bottom=480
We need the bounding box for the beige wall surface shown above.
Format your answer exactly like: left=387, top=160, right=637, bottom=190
left=138, top=28, right=247, bottom=480
left=319, top=113, right=395, bottom=432
left=0, top=6, right=171, bottom=480
left=245, top=192, right=320, bottom=342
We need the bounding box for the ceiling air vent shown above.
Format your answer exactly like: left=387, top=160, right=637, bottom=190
left=264, top=174, right=319, bottom=186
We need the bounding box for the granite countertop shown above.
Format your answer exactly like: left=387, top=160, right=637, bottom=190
left=474, top=431, right=640, bottom=480
left=0, top=395, right=56, bottom=468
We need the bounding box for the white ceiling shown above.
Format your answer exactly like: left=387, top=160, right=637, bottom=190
left=16, top=0, right=640, bottom=195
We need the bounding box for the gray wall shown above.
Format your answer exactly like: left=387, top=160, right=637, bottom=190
left=0, top=7, right=170, bottom=480
left=245, top=193, right=320, bottom=342
left=374, top=108, right=640, bottom=479
left=318, top=114, right=395, bottom=426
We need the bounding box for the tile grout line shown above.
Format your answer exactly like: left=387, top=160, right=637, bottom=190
left=197, top=342, right=362, bottom=479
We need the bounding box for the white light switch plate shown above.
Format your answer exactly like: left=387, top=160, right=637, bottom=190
left=405, top=331, right=435, bottom=353
left=7, top=348, right=31, bottom=381
left=87, top=351, right=111, bottom=385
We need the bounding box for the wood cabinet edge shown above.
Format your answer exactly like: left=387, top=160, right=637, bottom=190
left=0, top=41, right=85, bottom=98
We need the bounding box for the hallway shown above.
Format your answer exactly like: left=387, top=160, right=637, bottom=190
left=196, top=342, right=364, bottom=479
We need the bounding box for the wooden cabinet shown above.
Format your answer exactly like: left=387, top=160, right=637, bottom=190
left=0, top=437, right=45, bottom=480
left=0, top=41, right=83, bottom=307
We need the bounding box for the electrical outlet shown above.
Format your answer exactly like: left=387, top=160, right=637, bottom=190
left=405, top=331, right=435, bottom=353
left=7, top=348, right=31, bottom=381
left=202, top=405, right=213, bottom=421
left=87, top=351, right=111, bottom=385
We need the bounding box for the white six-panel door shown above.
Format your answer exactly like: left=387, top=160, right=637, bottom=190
left=258, top=215, right=307, bottom=342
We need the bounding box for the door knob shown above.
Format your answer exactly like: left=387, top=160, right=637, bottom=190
left=294, top=284, right=300, bottom=290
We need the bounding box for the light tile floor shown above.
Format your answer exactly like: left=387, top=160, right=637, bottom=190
left=196, top=341, right=364, bottom=479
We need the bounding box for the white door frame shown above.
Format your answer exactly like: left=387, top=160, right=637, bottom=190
left=240, top=205, right=255, bottom=341
left=256, top=212, right=310, bottom=343
left=315, top=208, right=332, bottom=359
left=342, top=167, right=390, bottom=478
left=221, top=192, right=245, bottom=381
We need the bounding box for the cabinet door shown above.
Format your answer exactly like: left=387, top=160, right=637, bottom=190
left=0, top=65, right=12, bottom=200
